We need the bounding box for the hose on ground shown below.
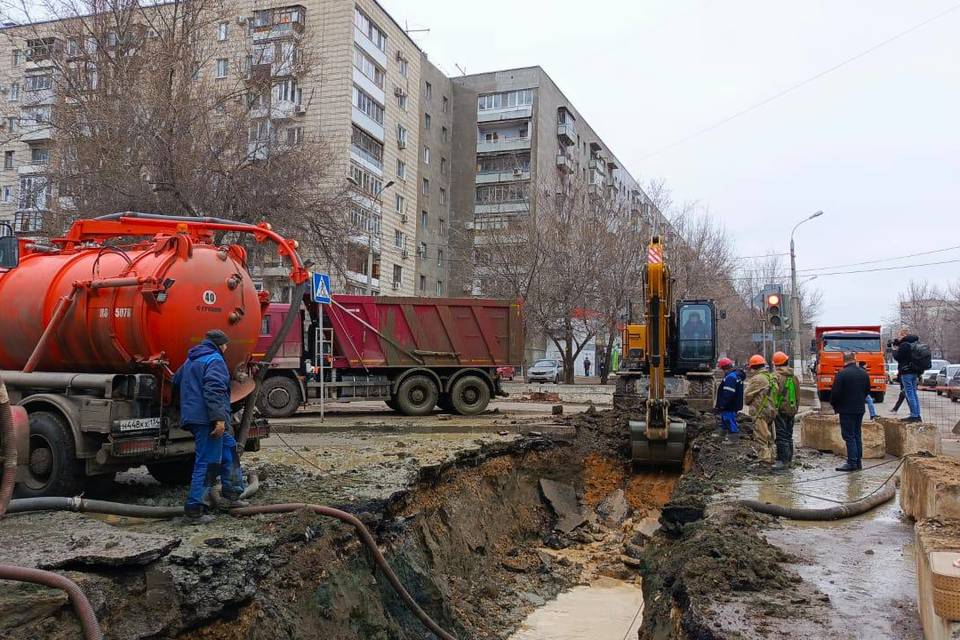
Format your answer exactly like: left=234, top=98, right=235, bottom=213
left=0, top=564, right=103, bottom=640
left=0, top=378, right=16, bottom=518
left=6, top=495, right=458, bottom=640
left=740, top=481, right=896, bottom=520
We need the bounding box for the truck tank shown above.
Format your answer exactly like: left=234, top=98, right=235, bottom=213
left=0, top=232, right=262, bottom=377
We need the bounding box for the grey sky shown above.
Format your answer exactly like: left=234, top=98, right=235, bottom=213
left=381, top=0, right=960, bottom=326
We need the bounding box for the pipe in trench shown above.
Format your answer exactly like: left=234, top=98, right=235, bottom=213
left=739, top=481, right=896, bottom=520
left=0, top=564, right=103, bottom=640
left=5, top=495, right=458, bottom=640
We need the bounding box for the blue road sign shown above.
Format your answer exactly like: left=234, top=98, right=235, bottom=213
left=312, top=272, right=331, bottom=304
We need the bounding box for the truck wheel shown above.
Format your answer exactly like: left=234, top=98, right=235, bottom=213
left=396, top=375, right=438, bottom=416
left=817, top=390, right=831, bottom=403
left=450, top=375, right=491, bottom=416
left=14, top=411, right=84, bottom=498
left=257, top=376, right=301, bottom=418
left=872, top=392, right=885, bottom=403
left=385, top=398, right=400, bottom=412
left=147, top=460, right=194, bottom=486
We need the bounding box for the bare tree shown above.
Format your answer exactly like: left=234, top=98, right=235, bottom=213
left=0, top=0, right=352, bottom=274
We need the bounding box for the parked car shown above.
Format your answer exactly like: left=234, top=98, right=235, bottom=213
left=922, top=359, right=950, bottom=388
left=948, top=369, right=960, bottom=402
left=496, top=365, right=516, bottom=381
left=527, top=359, right=563, bottom=384
left=885, top=361, right=899, bottom=384
left=936, top=364, right=960, bottom=395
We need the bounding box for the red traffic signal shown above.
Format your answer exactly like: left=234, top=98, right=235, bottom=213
left=766, top=293, right=780, bottom=307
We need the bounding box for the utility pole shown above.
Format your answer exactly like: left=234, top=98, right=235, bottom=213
left=790, top=210, right=823, bottom=378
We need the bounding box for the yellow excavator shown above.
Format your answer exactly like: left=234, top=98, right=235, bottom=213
left=614, top=236, right=718, bottom=467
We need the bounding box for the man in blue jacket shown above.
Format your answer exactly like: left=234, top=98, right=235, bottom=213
left=715, top=357, right=745, bottom=441
left=173, top=329, right=242, bottom=522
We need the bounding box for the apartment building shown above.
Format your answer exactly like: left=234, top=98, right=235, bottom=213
left=448, top=66, right=662, bottom=296
left=0, top=0, right=424, bottom=296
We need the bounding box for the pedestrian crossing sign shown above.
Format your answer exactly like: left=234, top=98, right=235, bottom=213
left=312, top=272, right=331, bottom=304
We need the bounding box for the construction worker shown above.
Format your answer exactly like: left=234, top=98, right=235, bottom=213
left=744, top=354, right=778, bottom=466
left=714, top=357, right=745, bottom=441
left=772, top=351, right=799, bottom=470
left=173, top=329, right=245, bottom=523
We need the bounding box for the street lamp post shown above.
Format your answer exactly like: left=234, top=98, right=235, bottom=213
left=347, top=177, right=394, bottom=294
left=790, top=210, right=823, bottom=378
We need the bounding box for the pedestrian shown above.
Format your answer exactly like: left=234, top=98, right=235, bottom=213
left=829, top=351, right=871, bottom=472
left=744, top=354, right=778, bottom=466
left=772, top=351, right=799, bottom=470
left=583, top=356, right=591, bottom=377
left=172, top=329, right=246, bottom=523
left=860, top=363, right=878, bottom=420
left=890, top=389, right=906, bottom=413
left=714, top=357, right=745, bottom=441
left=894, top=329, right=929, bottom=423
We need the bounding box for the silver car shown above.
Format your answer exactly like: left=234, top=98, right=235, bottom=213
left=527, top=359, right=563, bottom=384
left=936, top=364, right=960, bottom=395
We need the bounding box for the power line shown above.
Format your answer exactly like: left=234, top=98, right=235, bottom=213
left=803, top=257, right=960, bottom=277
left=639, top=1, right=960, bottom=160
left=797, top=243, right=960, bottom=273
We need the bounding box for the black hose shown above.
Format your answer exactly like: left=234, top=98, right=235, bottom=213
left=7, top=497, right=183, bottom=517
left=740, top=481, right=896, bottom=520
left=0, top=564, right=103, bottom=640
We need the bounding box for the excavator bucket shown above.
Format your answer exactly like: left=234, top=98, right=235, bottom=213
left=629, top=418, right=687, bottom=468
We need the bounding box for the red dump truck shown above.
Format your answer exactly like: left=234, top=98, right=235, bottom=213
left=255, top=296, right=524, bottom=417
left=813, top=325, right=887, bottom=402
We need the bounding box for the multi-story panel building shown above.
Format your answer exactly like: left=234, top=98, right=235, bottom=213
left=448, top=66, right=662, bottom=296
left=414, top=56, right=452, bottom=297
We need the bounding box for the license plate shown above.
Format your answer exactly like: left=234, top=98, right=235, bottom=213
left=114, top=417, right=163, bottom=433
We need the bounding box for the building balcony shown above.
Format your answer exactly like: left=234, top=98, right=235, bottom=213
left=556, top=153, right=573, bottom=174
left=557, top=122, right=576, bottom=146
left=22, top=89, right=55, bottom=105
left=17, top=161, right=47, bottom=175
left=349, top=146, right=383, bottom=176
left=252, top=22, right=304, bottom=43
left=353, top=26, right=387, bottom=67
left=588, top=158, right=605, bottom=174
left=21, top=125, right=52, bottom=142
left=351, top=107, right=384, bottom=142
left=348, top=232, right=381, bottom=253
left=477, top=105, right=532, bottom=123
left=475, top=202, right=528, bottom=215
left=588, top=183, right=602, bottom=197
left=475, top=169, right=530, bottom=184
left=476, top=136, right=531, bottom=154
left=346, top=269, right=379, bottom=291
left=352, top=67, right=385, bottom=105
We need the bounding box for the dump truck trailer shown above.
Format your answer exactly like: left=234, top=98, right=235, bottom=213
left=255, top=295, right=524, bottom=417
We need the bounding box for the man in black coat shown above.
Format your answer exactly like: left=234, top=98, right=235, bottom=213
left=830, top=351, right=872, bottom=472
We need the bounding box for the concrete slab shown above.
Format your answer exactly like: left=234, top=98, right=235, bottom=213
left=900, top=455, right=960, bottom=521
left=798, top=412, right=885, bottom=459
left=875, top=417, right=942, bottom=457
left=915, top=518, right=960, bottom=640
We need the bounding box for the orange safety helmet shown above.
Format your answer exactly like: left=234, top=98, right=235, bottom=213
left=772, top=351, right=789, bottom=366
left=748, top=354, right=767, bottom=368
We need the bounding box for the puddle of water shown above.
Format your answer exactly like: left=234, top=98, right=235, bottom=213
left=507, top=577, right=643, bottom=640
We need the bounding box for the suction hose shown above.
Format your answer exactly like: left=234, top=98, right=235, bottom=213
left=0, top=377, right=16, bottom=518
left=0, top=565, right=103, bottom=640
left=6, top=496, right=457, bottom=640
left=740, top=481, right=896, bottom=520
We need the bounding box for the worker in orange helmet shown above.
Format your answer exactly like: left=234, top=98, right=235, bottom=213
left=771, top=351, right=800, bottom=470
left=743, top=354, right=778, bottom=466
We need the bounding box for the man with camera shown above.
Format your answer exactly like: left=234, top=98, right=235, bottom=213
left=891, top=329, right=929, bottom=423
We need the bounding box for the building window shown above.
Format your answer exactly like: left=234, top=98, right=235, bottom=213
left=424, top=113, right=431, bottom=130
left=395, top=193, right=404, bottom=213
left=437, top=249, right=443, bottom=267
left=475, top=182, right=530, bottom=204
left=353, top=47, right=385, bottom=89
left=439, top=188, right=446, bottom=205
left=397, top=125, right=408, bottom=149
left=419, top=241, right=427, bottom=258
left=394, top=229, right=403, bottom=248
left=422, top=146, right=430, bottom=164
left=18, top=175, right=49, bottom=210
left=419, top=274, right=426, bottom=292
left=439, top=218, right=445, bottom=235
left=436, top=280, right=443, bottom=296
left=398, top=56, right=408, bottom=77
left=440, top=157, right=447, bottom=175
left=285, top=127, right=303, bottom=145
left=5, top=117, right=16, bottom=133
left=396, top=159, right=406, bottom=179
left=392, top=265, right=402, bottom=288
left=441, top=126, right=448, bottom=143
left=3, top=151, right=12, bottom=170
left=425, top=82, right=432, bottom=100
left=1, top=186, right=10, bottom=202
left=12, top=50, right=21, bottom=66
left=420, top=210, right=428, bottom=228
left=30, top=148, right=49, bottom=165
left=351, top=125, right=384, bottom=168
left=216, top=58, right=228, bottom=78
left=349, top=162, right=383, bottom=197
left=353, top=85, right=384, bottom=124
left=7, top=83, right=18, bottom=102
left=477, top=89, right=534, bottom=111
left=25, top=74, right=52, bottom=92
left=396, top=89, right=407, bottom=111
left=442, top=96, right=449, bottom=113
left=217, top=21, right=229, bottom=41
left=274, top=79, right=302, bottom=105
left=477, top=153, right=531, bottom=174
left=355, top=7, right=386, bottom=51
left=421, top=177, right=429, bottom=195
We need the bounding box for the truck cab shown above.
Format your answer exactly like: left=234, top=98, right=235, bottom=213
left=814, top=326, right=887, bottom=403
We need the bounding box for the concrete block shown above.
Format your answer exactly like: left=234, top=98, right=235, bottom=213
left=915, top=518, right=960, bottom=639
left=900, top=455, right=960, bottom=521
left=798, top=412, right=885, bottom=459
left=875, top=416, right=942, bottom=457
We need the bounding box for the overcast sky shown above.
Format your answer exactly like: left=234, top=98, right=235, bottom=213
left=381, top=0, right=960, bottom=326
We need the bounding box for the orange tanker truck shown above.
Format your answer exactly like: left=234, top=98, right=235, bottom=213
left=813, top=325, right=887, bottom=403
left=0, top=212, right=307, bottom=497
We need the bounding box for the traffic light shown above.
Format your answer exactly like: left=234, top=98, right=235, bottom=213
left=765, top=292, right=783, bottom=328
